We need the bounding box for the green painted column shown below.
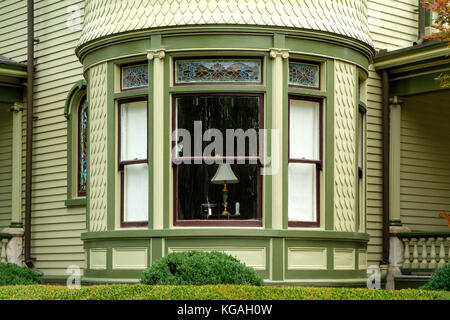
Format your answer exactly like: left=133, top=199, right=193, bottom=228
left=389, top=96, right=402, bottom=226
left=147, top=49, right=166, bottom=230
left=10, top=102, right=23, bottom=227
left=269, top=48, right=289, bottom=230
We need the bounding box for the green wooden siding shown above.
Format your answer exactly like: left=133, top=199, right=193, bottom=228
left=0, top=104, right=12, bottom=229
left=365, top=0, right=419, bottom=266
left=400, top=93, right=450, bottom=232
left=0, top=0, right=86, bottom=276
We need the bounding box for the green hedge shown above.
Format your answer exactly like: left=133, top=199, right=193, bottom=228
left=421, top=263, right=450, bottom=291
left=0, top=263, right=42, bottom=286
left=0, top=285, right=448, bottom=300
left=140, top=251, right=263, bottom=286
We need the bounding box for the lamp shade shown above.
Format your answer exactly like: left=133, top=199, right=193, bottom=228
left=211, top=163, right=238, bottom=184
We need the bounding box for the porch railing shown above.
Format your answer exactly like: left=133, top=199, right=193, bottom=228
left=398, top=232, right=450, bottom=272
left=0, top=232, right=12, bottom=263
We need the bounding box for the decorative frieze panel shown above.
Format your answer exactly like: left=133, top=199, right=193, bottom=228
left=334, top=61, right=356, bottom=232
left=89, top=63, right=108, bottom=232
left=79, top=0, right=372, bottom=47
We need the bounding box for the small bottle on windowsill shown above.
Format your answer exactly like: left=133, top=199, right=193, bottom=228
left=235, top=202, right=240, bottom=216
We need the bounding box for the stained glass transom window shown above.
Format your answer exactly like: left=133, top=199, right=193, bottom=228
left=122, top=64, right=148, bottom=90
left=175, top=59, right=262, bottom=84
left=289, top=62, right=320, bottom=89
left=78, top=99, right=88, bottom=196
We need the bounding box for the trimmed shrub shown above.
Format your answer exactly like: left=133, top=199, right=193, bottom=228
left=140, top=251, right=264, bottom=286
left=0, top=263, right=42, bottom=286
left=421, top=263, right=450, bottom=291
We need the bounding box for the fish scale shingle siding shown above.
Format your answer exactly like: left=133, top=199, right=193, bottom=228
left=0, top=0, right=86, bottom=276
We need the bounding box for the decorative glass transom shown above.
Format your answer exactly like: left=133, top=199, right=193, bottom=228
left=289, top=62, right=320, bottom=89
left=78, top=99, right=88, bottom=196
left=175, top=59, right=262, bottom=84
left=121, top=64, right=148, bottom=90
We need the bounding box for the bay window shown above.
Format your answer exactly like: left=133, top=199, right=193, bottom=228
left=173, top=94, right=263, bottom=226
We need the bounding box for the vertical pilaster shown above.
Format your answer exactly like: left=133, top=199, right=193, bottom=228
left=269, top=48, right=289, bottom=230
left=10, top=102, right=23, bottom=227
left=389, top=96, right=402, bottom=226
left=148, top=49, right=166, bottom=230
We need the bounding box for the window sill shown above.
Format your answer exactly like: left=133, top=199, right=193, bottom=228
left=65, top=198, right=86, bottom=207
left=174, top=219, right=263, bottom=227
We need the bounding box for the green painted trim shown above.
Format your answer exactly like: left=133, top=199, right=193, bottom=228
left=271, top=238, right=284, bottom=281
left=9, top=222, right=23, bottom=228
left=325, top=60, right=335, bottom=231
left=0, top=66, right=27, bottom=78
left=147, top=51, right=154, bottom=230
left=374, top=42, right=449, bottom=70
left=283, top=52, right=289, bottom=230
left=65, top=80, right=87, bottom=205
left=0, top=233, right=12, bottom=239
left=163, top=51, right=170, bottom=230
left=113, top=89, right=148, bottom=101
left=168, top=85, right=267, bottom=94
left=65, top=198, right=87, bottom=207
left=0, top=85, right=23, bottom=103
left=64, top=80, right=87, bottom=119
left=389, top=219, right=402, bottom=227
left=389, top=71, right=449, bottom=96
left=264, top=54, right=273, bottom=230
left=81, top=229, right=370, bottom=241
left=397, top=231, right=450, bottom=238
left=79, top=27, right=373, bottom=72
left=86, top=71, right=91, bottom=232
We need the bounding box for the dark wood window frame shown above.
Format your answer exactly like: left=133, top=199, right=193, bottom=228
left=172, top=92, right=264, bottom=227
left=287, top=96, right=323, bottom=228
left=118, top=97, right=149, bottom=228
left=288, top=59, right=321, bottom=90
left=77, top=97, right=88, bottom=197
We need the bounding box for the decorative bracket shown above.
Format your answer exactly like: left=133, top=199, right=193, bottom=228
left=389, top=96, right=403, bottom=107
left=10, top=102, right=24, bottom=113
left=147, top=49, right=166, bottom=60
left=269, top=48, right=290, bottom=59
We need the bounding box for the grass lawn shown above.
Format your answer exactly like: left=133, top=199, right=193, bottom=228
left=0, top=284, right=448, bottom=300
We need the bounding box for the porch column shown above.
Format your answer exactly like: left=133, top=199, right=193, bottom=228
left=386, top=96, right=411, bottom=289
left=2, top=102, right=24, bottom=266
left=148, top=49, right=166, bottom=230
left=389, top=96, right=402, bottom=227
left=269, top=48, right=289, bottom=230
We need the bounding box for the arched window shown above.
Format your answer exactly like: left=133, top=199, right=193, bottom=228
left=64, top=80, right=87, bottom=206
left=78, top=98, right=88, bottom=196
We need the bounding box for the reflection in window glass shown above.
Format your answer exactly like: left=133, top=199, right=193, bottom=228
left=78, top=98, right=88, bottom=196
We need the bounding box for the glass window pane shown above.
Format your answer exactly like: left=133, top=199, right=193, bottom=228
left=78, top=98, right=88, bottom=195
left=176, top=163, right=259, bottom=220
left=289, top=99, right=319, bottom=160
left=176, top=95, right=260, bottom=157
left=289, top=62, right=319, bottom=88
left=122, top=64, right=148, bottom=89
left=288, top=163, right=317, bottom=222
left=123, top=164, right=148, bottom=222
left=358, top=111, right=364, bottom=169
left=121, top=100, right=147, bottom=161
left=175, top=59, right=261, bottom=84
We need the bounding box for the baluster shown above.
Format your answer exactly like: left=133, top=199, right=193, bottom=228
left=437, top=237, right=446, bottom=268
left=412, top=238, right=419, bottom=269
left=402, top=238, right=411, bottom=268
left=419, top=237, right=428, bottom=269
left=1, top=238, right=8, bottom=263
left=429, top=237, right=437, bottom=269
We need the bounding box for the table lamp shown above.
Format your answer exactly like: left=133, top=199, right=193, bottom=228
left=211, top=163, right=238, bottom=215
